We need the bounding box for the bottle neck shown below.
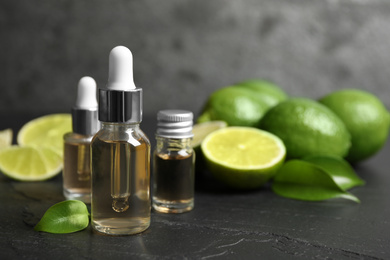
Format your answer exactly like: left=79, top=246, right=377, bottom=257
left=155, top=135, right=192, bottom=153
left=98, top=89, right=142, bottom=123
left=101, top=121, right=140, bottom=132
left=72, top=108, right=99, bottom=136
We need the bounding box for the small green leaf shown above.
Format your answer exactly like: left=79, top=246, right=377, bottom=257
left=34, top=200, right=90, bottom=234
left=303, top=155, right=365, bottom=190
left=272, top=160, right=360, bottom=203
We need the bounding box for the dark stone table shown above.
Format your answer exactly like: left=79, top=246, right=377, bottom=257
left=1, top=114, right=389, bottom=259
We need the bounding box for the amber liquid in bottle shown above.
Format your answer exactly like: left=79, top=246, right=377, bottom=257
left=153, top=144, right=195, bottom=213
left=91, top=125, right=151, bottom=236
left=63, top=133, right=92, bottom=203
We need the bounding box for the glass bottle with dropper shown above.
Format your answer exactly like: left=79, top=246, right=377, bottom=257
left=63, top=76, right=99, bottom=203
left=91, top=46, right=151, bottom=235
left=153, top=110, right=195, bottom=213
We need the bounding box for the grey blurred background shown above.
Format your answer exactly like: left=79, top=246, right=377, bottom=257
left=1, top=0, right=390, bottom=119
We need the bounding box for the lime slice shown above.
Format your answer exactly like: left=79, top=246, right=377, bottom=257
left=0, top=145, right=63, bottom=181
left=201, top=127, right=286, bottom=189
left=17, top=114, right=72, bottom=157
left=192, top=121, right=227, bottom=148
left=0, top=129, right=13, bottom=149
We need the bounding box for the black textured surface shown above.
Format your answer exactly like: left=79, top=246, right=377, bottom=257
left=0, top=114, right=389, bottom=259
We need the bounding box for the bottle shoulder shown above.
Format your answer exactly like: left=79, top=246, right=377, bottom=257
left=154, top=149, right=193, bottom=158
left=155, top=137, right=192, bottom=152
left=92, top=125, right=150, bottom=146
left=154, top=140, right=193, bottom=157
left=64, top=132, right=93, bottom=143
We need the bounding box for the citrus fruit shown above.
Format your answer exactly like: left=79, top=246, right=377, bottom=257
left=192, top=121, right=227, bottom=149
left=17, top=114, right=72, bottom=157
left=192, top=121, right=228, bottom=172
left=0, top=145, right=62, bottom=181
left=201, top=127, right=286, bottom=189
left=236, top=79, right=288, bottom=107
left=197, top=87, right=270, bottom=127
left=319, top=89, right=390, bottom=162
left=0, top=129, right=13, bottom=149
left=259, top=98, right=351, bottom=159
left=197, top=80, right=287, bottom=127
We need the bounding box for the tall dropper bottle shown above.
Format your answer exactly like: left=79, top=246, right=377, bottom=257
left=63, top=76, right=99, bottom=203
left=91, top=46, right=151, bottom=235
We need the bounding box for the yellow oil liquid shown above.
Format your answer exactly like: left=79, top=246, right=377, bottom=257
left=63, top=141, right=91, bottom=203
left=153, top=153, right=195, bottom=213
left=91, top=136, right=150, bottom=235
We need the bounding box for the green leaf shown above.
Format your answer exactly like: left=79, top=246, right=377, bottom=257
left=272, top=160, right=360, bottom=203
left=303, top=155, right=365, bottom=190
left=34, top=200, right=90, bottom=234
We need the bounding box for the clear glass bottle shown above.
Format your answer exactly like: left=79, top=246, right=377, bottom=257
left=153, top=110, right=195, bottom=213
left=91, top=46, right=151, bottom=235
left=63, top=76, right=99, bottom=203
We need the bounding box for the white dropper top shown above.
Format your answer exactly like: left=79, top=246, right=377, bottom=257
left=75, top=76, right=98, bottom=109
left=107, top=46, right=136, bottom=91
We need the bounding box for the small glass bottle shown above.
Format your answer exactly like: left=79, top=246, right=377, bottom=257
left=91, top=46, right=151, bottom=235
left=63, top=76, right=99, bottom=203
left=153, top=110, right=195, bottom=213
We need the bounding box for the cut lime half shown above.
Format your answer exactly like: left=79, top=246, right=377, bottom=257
left=201, top=127, right=286, bottom=189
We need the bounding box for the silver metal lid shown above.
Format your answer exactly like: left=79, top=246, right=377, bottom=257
left=98, top=88, right=142, bottom=123
left=156, top=110, right=193, bottom=138
left=72, top=76, right=99, bottom=135
left=72, top=107, right=99, bottom=135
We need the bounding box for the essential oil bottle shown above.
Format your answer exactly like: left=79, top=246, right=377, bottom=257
left=63, top=76, right=99, bottom=203
left=153, top=110, right=195, bottom=213
left=91, top=46, right=151, bottom=235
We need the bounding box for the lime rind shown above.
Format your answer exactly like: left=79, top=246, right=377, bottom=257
left=319, top=89, right=390, bottom=162
left=236, top=79, right=288, bottom=107
left=209, top=161, right=283, bottom=189
left=197, top=79, right=287, bottom=127
left=259, top=98, right=351, bottom=159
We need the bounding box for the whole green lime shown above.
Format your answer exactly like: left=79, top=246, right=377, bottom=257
left=197, top=80, right=288, bottom=127
left=197, top=86, right=270, bottom=127
left=259, top=98, right=351, bottom=159
left=319, top=89, right=390, bottom=162
left=236, top=79, right=288, bottom=107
